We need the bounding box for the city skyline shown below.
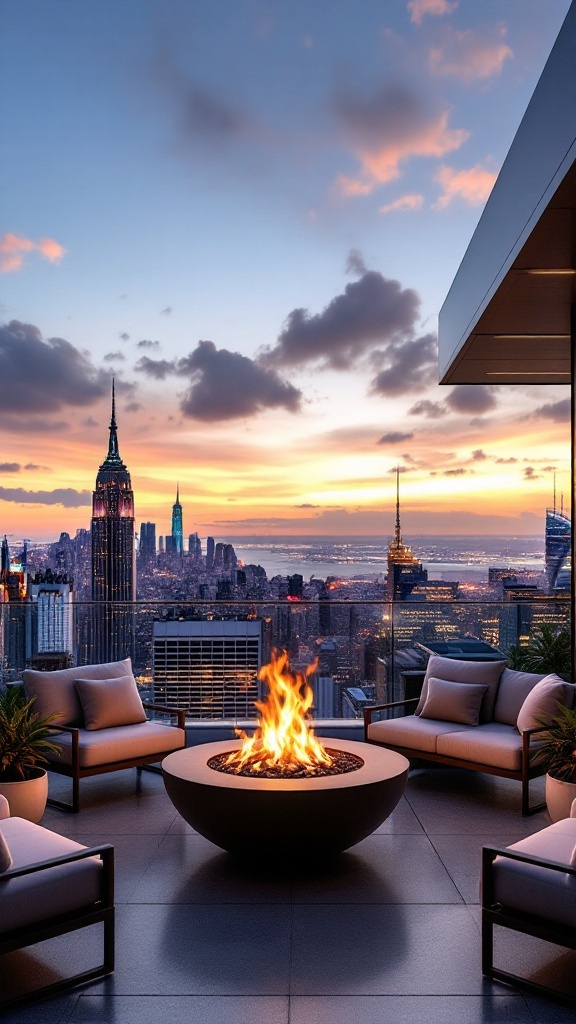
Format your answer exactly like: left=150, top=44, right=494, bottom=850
left=0, top=0, right=572, bottom=542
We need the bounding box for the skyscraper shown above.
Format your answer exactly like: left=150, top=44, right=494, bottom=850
left=545, top=502, right=571, bottom=594
left=171, top=484, right=183, bottom=556
left=27, top=571, right=74, bottom=666
left=206, top=536, right=215, bottom=570
left=386, top=468, right=427, bottom=600
left=152, top=619, right=262, bottom=718
left=90, top=382, right=135, bottom=662
left=139, top=522, right=156, bottom=562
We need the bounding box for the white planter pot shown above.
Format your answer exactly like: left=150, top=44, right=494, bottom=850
left=545, top=772, right=576, bottom=823
left=0, top=767, right=48, bottom=823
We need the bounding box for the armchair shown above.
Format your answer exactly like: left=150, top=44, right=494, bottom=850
left=23, top=659, right=186, bottom=811
left=482, top=798, right=576, bottom=1007
left=0, top=794, right=114, bottom=1010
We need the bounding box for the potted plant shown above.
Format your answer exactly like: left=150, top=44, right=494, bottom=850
left=507, top=623, right=571, bottom=681
left=533, top=703, right=576, bottom=822
left=0, top=686, right=60, bottom=822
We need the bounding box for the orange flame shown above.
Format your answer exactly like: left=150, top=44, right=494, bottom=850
left=225, top=649, right=332, bottom=774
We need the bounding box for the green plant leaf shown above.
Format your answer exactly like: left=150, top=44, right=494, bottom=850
left=0, top=687, right=61, bottom=783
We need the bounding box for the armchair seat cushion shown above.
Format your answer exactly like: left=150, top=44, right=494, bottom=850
left=46, top=721, right=185, bottom=768
left=436, top=722, right=525, bottom=771
left=0, top=818, right=102, bottom=932
left=492, top=817, right=576, bottom=928
left=367, top=715, right=466, bottom=753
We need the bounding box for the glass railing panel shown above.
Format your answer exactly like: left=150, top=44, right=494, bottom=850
left=0, top=598, right=571, bottom=721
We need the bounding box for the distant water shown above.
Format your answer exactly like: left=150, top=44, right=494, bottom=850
left=229, top=535, right=545, bottom=582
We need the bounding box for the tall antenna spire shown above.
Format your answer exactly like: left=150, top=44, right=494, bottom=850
left=176, top=481, right=180, bottom=504
left=553, top=471, right=557, bottom=513
left=394, top=466, right=402, bottom=548
left=105, top=377, right=121, bottom=463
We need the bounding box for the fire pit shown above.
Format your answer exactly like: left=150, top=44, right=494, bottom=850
left=162, top=651, right=409, bottom=859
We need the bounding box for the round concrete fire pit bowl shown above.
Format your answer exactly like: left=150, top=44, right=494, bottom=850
left=162, top=739, right=409, bottom=859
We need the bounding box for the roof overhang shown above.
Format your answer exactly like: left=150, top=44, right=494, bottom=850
left=438, top=3, right=576, bottom=385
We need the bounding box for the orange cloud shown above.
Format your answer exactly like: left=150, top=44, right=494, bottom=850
left=0, top=233, right=66, bottom=272
left=434, top=163, right=497, bottom=208
left=334, top=175, right=374, bottom=197
left=429, top=26, right=512, bottom=81
left=379, top=193, right=424, bottom=214
left=408, top=0, right=458, bottom=25
left=336, top=112, right=468, bottom=196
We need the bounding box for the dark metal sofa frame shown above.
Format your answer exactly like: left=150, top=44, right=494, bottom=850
left=482, top=843, right=576, bottom=1007
left=46, top=701, right=186, bottom=812
left=364, top=697, right=547, bottom=815
left=0, top=842, right=114, bottom=1011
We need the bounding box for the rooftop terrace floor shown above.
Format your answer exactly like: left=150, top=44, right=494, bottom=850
left=1, top=764, right=574, bottom=1023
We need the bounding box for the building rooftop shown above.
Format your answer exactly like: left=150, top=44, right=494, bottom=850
left=2, top=763, right=574, bottom=1021
left=417, top=639, right=505, bottom=661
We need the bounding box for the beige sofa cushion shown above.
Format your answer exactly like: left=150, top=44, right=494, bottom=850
left=0, top=817, right=103, bottom=932
left=492, top=817, right=576, bottom=928
left=75, top=674, right=147, bottom=730
left=0, top=794, right=9, bottom=820
left=436, top=722, right=524, bottom=771
left=516, top=673, right=571, bottom=732
left=23, top=658, right=133, bottom=727
left=420, top=678, right=488, bottom=727
left=46, top=721, right=185, bottom=768
left=367, top=715, right=466, bottom=754
left=493, top=667, right=546, bottom=726
left=416, top=655, right=506, bottom=723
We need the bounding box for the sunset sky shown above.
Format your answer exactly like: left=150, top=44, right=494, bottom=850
left=0, top=0, right=572, bottom=544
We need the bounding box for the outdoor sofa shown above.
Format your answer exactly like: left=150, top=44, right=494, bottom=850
left=364, top=655, right=575, bottom=814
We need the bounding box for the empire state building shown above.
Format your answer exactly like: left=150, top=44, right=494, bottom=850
left=90, top=382, right=135, bottom=662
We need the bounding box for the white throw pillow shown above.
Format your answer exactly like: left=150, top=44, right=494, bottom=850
left=416, top=655, right=506, bottom=723
left=420, top=678, right=488, bottom=727
left=0, top=828, right=12, bottom=872
left=74, top=673, right=147, bottom=730
left=516, top=673, right=570, bottom=733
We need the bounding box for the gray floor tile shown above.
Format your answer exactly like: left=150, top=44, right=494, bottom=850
left=290, top=904, right=500, bottom=995
left=167, top=814, right=198, bottom=834
left=404, top=770, right=548, bottom=835
left=70, top=995, right=289, bottom=1023
left=289, top=994, right=533, bottom=1023
left=492, top=928, right=576, bottom=1004
left=0, top=994, right=79, bottom=1024
left=90, top=903, right=292, bottom=995
left=370, top=796, right=424, bottom=834
left=0, top=926, right=106, bottom=1012
left=429, top=833, right=531, bottom=905
left=41, top=772, right=178, bottom=835
left=290, top=833, right=462, bottom=904
left=131, top=833, right=292, bottom=903
left=526, top=995, right=576, bottom=1022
